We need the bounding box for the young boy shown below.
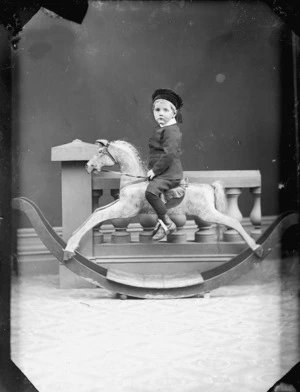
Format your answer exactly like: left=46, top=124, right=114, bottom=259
left=145, top=88, right=184, bottom=241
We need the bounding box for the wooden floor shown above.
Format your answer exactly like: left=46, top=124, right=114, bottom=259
left=10, top=253, right=300, bottom=392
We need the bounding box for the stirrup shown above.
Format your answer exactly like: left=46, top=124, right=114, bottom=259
left=152, top=221, right=161, bottom=237
left=152, top=219, right=176, bottom=241
left=159, top=219, right=170, bottom=233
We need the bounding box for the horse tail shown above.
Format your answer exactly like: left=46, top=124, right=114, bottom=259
left=211, top=181, right=227, bottom=242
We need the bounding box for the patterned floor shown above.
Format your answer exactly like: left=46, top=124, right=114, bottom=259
left=11, top=254, right=300, bottom=392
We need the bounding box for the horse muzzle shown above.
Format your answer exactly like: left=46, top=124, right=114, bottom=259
left=85, top=163, right=94, bottom=174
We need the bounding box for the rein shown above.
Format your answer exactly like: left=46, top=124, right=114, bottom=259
left=120, top=177, right=148, bottom=189
left=100, top=168, right=147, bottom=179
left=98, top=169, right=148, bottom=190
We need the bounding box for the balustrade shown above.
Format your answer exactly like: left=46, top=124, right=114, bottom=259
left=90, top=172, right=262, bottom=247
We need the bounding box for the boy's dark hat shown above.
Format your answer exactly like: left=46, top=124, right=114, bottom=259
left=152, top=89, right=183, bottom=109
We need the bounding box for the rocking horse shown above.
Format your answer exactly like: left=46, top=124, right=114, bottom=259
left=12, top=138, right=299, bottom=298
left=63, top=139, right=263, bottom=260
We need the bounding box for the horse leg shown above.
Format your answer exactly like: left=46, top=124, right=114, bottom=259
left=64, top=199, right=139, bottom=259
left=198, top=209, right=263, bottom=257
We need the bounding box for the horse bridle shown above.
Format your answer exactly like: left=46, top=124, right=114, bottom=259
left=99, top=144, right=118, bottom=165
left=96, top=140, right=148, bottom=184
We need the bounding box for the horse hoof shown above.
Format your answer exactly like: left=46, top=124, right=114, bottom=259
left=63, top=249, right=75, bottom=260
left=253, top=245, right=264, bottom=258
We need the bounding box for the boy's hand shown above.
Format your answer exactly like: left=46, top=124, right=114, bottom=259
left=147, top=169, right=155, bottom=180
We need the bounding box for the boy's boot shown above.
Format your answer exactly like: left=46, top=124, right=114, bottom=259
left=152, top=214, right=176, bottom=241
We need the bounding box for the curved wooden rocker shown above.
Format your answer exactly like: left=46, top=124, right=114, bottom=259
left=12, top=196, right=299, bottom=299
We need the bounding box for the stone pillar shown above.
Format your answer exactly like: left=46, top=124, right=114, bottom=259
left=223, top=187, right=244, bottom=242
left=167, top=214, right=187, bottom=243
left=111, top=217, right=131, bottom=243
left=249, top=187, right=262, bottom=240
left=194, top=216, right=216, bottom=243
left=139, top=214, right=157, bottom=243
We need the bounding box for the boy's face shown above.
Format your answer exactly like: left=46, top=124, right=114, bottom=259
left=153, top=99, right=176, bottom=126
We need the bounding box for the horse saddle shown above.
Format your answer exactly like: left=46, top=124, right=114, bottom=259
left=162, top=178, right=189, bottom=209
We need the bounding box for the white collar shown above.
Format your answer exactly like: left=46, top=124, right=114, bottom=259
left=160, top=118, right=177, bottom=127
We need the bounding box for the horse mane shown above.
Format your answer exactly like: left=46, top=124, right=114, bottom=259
left=111, top=139, right=148, bottom=171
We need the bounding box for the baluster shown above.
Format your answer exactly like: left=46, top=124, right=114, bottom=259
left=139, top=214, right=157, bottom=243
left=249, top=187, right=262, bottom=240
left=194, top=216, right=216, bottom=243
left=99, top=189, right=115, bottom=206
left=92, top=190, right=104, bottom=244
left=223, top=187, right=244, bottom=242
left=110, top=188, right=131, bottom=243
left=92, top=190, right=103, bottom=211
left=111, top=217, right=131, bottom=243
left=167, top=213, right=187, bottom=243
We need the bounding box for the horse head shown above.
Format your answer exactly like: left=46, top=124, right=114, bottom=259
left=85, top=139, right=118, bottom=173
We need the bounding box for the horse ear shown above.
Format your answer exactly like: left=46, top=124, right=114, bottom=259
left=95, top=139, right=109, bottom=147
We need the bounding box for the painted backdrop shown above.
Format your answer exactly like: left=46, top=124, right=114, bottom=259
left=12, top=1, right=289, bottom=227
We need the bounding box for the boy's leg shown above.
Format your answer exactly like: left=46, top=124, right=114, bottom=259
left=145, top=179, right=177, bottom=240
left=145, top=191, right=167, bottom=217
left=145, top=191, right=176, bottom=240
